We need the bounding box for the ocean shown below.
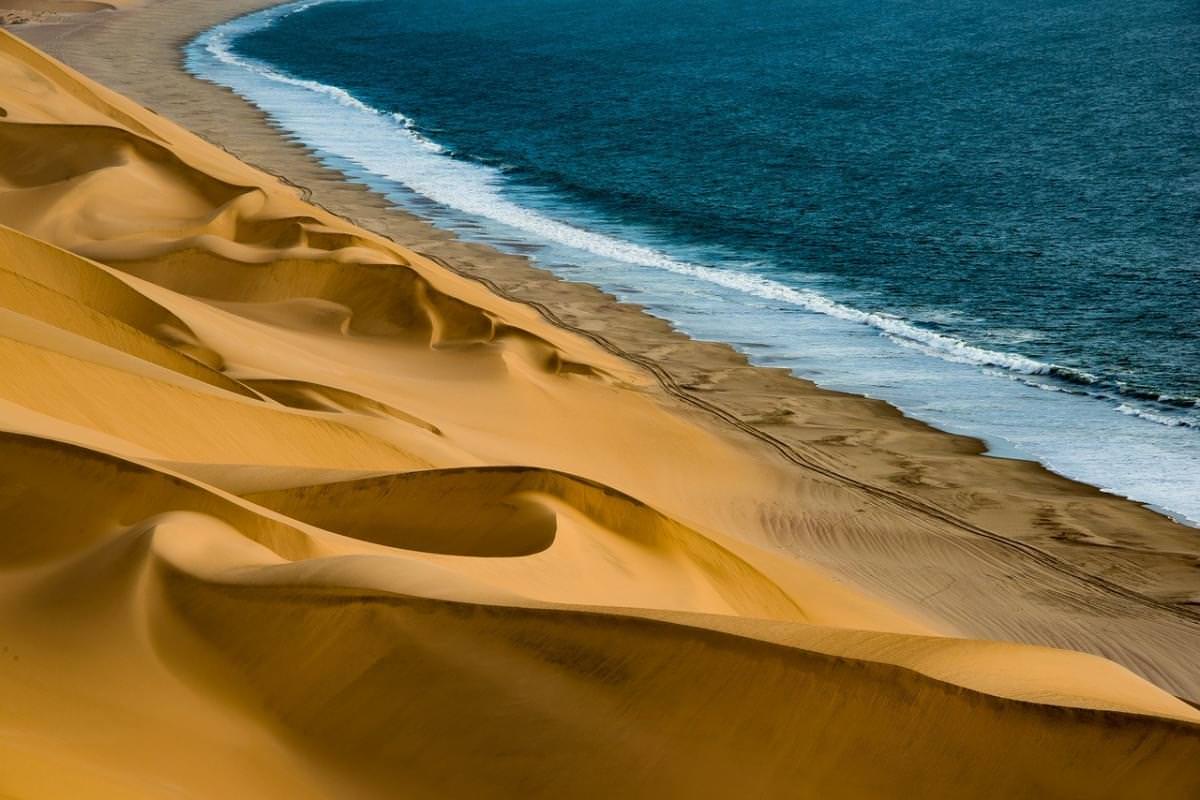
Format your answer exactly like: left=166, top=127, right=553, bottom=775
left=185, top=0, right=1200, bottom=523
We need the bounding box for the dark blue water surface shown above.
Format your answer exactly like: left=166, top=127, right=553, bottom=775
left=187, top=0, right=1200, bottom=520
left=237, top=0, right=1199, bottom=404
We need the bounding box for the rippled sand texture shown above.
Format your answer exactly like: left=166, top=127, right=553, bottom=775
left=0, top=1, right=131, bottom=27
left=0, top=28, right=1198, bottom=799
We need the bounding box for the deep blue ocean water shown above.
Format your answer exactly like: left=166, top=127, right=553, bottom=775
left=186, top=0, right=1200, bottom=522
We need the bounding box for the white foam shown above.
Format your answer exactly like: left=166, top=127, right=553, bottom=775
left=194, top=2, right=1091, bottom=384
left=185, top=0, right=1200, bottom=523
left=200, top=1, right=446, bottom=154
left=1117, top=404, right=1194, bottom=428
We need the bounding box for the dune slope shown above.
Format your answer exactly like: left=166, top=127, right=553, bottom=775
left=0, top=27, right=1198, bottom=799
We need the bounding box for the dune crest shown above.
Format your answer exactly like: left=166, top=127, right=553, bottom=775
left=0, top=26, right=1197, bottom=798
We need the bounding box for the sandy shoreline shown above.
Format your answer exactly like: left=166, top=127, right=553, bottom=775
left=17, top=0, right=1200, bottom=589
left=1, top=1, right=1199, bottom=794
left=13, top=0, right=1200, bottom=673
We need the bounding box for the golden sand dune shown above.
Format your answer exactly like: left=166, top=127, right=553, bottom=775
left=0, top=25, right=1198, bottom=798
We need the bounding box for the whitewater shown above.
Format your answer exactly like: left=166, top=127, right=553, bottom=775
left=185, top=0, right=1200, bottom=524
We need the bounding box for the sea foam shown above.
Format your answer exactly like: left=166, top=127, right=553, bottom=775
left=185, top=0, right=1200, bottom=523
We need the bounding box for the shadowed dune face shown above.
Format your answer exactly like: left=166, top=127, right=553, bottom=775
left=244, top=378, right=443, bottom=431
left=112, top=249, right=497, bottom=343
left=1, top=430, right=1197, bottom=799
left=0, top=224, right=247, bottom=388
left=243, top=467, right=807, bottom=619
left=248, top=468, right=561, bottom=558
left=0, top=435, right=315, bottom=566
left=0, top=25, right=1199, bottom=800
left=154, top=578, right=1200, bottom=800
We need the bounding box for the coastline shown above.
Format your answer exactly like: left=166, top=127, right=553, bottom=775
left=15, top=0, right=1200, bottom=655
left=182, top=0, right=1200, bottom=532
left=21, top=0, right=1200, bottom=579
left=0, top=2, right=1199, bottom=793
left=16, top=0, right=1200, bottom=642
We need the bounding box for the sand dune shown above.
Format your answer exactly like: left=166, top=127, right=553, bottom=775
left=0, top=23, right=1198, bottom=798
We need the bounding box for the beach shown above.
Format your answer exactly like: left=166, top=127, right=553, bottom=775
left=1, top=0, right=1199, bottom=796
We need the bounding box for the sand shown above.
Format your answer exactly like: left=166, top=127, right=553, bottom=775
left=0, top=4, right=1198, bottom=797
